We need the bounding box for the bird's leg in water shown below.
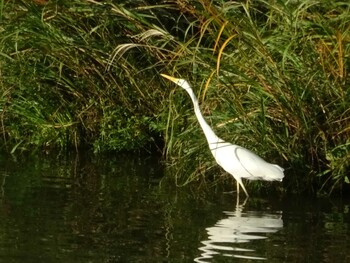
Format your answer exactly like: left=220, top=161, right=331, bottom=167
left=236, top=195, right=249, bottom=208
left=236, top=179, right=249, bottom=197
left=240, top=182, right=249, bottom=198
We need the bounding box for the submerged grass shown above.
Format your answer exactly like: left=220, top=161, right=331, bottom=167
left=1, top=0, right=349, bottom=194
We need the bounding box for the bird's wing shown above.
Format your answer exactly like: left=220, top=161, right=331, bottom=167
left=234, top=146, right=284, bottom=181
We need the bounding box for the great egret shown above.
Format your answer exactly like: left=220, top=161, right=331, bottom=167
left=161, top=74, right=284, bottom=197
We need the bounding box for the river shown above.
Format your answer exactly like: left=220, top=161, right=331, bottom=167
left=0, top=152, right=349, bottom=262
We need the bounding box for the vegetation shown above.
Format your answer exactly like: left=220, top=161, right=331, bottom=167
left=0, top=0, right=349, bottom=194
left=0, top=0, right=165, bottom=153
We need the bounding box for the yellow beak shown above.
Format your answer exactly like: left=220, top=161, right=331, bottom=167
left=160, top=74, right=179, bottom=83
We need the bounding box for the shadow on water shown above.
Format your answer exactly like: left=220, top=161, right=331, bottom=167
left=0, top=152, right=349, bottom=262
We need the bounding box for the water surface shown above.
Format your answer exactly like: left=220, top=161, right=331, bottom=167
left=0, top=153, right=349, bottom=262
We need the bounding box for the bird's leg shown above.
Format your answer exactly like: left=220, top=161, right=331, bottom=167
left=234, top=181, right=240, bottom=206
left=239, top=181, right=249, bottom=198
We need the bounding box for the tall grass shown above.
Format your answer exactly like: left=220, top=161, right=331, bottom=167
left=0, top=0, right=164, bottom=152
left=113, top=0, right=350, bottom=194
left=1, top=0, right=349, bottom=194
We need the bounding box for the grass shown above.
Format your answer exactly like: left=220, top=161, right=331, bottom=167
left=0, top=0, right=349, bottom=194
left=126, top=0, right=349, bottom=194
left=0, top=0, right=165, bottom=153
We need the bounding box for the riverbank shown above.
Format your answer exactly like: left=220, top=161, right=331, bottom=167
left=1, top=1, right=349, bottom=194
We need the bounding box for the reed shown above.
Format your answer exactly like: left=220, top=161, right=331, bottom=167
left=0, top=0, right=164, bottom=153
left=114, top=0, right=349, bottom=194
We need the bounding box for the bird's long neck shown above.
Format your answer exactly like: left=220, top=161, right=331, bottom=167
left=185, top=88, right=222, bottom=145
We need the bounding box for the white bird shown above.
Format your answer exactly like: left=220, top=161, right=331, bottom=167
left=161, top=74, right=284, bottom=197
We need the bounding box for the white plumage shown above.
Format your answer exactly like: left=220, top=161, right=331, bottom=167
left=161, top=74, right=284, bottom=196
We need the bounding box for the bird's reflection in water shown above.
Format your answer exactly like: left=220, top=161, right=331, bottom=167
left=194, top=199, right=283, bottom=262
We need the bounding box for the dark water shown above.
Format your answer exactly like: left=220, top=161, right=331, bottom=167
left=0, top=153, right=349, bottom=263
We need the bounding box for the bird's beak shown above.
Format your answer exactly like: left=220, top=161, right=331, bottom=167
left=160, top=74, right=179, bottom=84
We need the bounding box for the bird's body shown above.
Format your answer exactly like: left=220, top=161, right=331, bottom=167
left=161, top=74, right=284, bottom=197
left=210, top=140, right=284, bottom=181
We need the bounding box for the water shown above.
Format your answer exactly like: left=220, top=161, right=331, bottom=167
left=0, top=153, right=349, bottom=262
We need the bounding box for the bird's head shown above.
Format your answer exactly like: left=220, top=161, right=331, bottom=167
left=160, top=74, right=191, bottom=91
